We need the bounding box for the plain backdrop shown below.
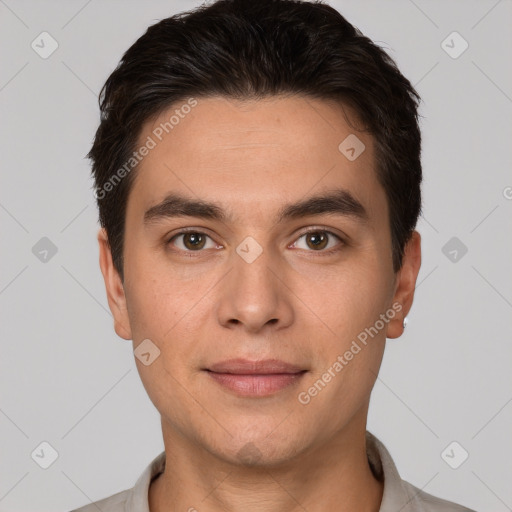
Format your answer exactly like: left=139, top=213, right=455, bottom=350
left=1, top=1, right=511, bottom=511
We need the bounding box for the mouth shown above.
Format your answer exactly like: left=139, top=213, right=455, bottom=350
left=203, top=359, right=308, bottom=397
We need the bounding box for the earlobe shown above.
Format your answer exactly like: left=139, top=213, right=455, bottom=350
left=97, top=228, right=132, bottom=340
left=386, top=230, right=421, bottom=339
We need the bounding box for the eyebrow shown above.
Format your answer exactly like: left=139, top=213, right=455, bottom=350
left=143, top=188, right=369, bottom=226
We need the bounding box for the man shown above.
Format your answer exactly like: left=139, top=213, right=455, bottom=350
left=72, top=0, right=476, bottom=510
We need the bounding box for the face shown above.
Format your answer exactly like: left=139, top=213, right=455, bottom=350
left=99, top=95, right=421, bottom=465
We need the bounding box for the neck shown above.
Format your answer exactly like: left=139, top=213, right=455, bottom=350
left=149, top=413, right=383, bottom=512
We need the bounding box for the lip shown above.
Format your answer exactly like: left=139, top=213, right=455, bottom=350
left=204, top=359, right=307, bottom=397
left=206, top=358, right=305, bottom=374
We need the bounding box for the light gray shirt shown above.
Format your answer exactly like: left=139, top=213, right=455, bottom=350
left=70, top=431, right=476, bottom=511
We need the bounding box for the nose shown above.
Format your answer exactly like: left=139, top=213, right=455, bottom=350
left=215, top=244, right=294, bottom=334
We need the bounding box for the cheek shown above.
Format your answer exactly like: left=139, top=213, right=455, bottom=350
left=124, top=265, right=217, bottom=378
left=124, top=262, right=179, bottom=342
left=297, top=269, right=389, bottom=417
left=124, top=273, right=201, bottom=413
left=304, top=260, right=391, bottom=341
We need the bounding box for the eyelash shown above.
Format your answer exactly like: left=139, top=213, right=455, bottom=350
left=166, top=227, right=345, bottom=256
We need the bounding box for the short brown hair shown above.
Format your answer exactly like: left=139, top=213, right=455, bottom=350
left=88, top=0, right=422, bottom=281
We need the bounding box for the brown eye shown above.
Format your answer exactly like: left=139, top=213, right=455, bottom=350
left=305, top=232, right=328, bottom=250
left=169, top=231, right=217, bottom=252
left=183, top=232, right=206, bottom=250
left=292, top=230, right=343, bottom=252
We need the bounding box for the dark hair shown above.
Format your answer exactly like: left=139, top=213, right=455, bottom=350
left=88, top=0, right=422, bottom=282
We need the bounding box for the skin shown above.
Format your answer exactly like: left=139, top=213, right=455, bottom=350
left=98, top=95, right=421, bottom=512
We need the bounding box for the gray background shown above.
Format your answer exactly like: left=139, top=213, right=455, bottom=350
left=1, top=1, right=511, bottom=511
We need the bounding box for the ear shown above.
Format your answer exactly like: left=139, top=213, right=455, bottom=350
left=386, top=230, right=422, bottom=339
left=97, top=228, right=132, bottom=340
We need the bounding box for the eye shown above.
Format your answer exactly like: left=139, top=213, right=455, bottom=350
left=168, top=231, right=219, bottom=251
left=167, top=229, right=343, bottom=254
left=291, top=230, right=343, bottom=252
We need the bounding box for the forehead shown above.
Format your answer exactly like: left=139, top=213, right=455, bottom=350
left=127, top=95, right=387, bottom=225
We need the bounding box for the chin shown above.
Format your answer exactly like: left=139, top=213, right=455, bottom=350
left=206, top=423, right=309, bottom=468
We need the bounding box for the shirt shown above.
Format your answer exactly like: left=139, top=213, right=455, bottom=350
left=70, top=431, right=476, bottom=512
